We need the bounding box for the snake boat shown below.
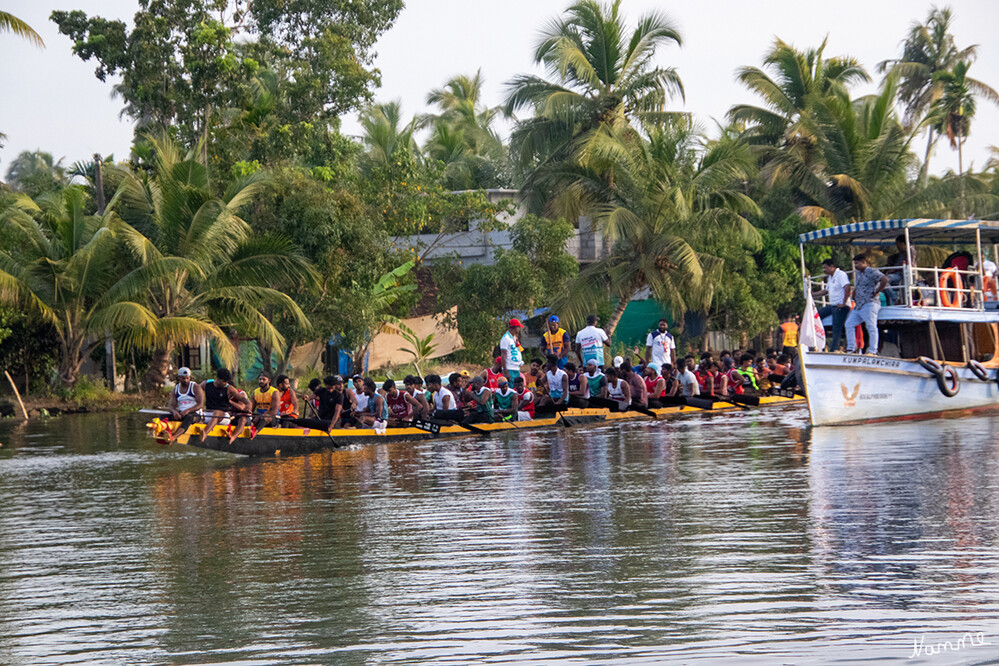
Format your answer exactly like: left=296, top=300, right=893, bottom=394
left=146, top=394, right=805, bottom=456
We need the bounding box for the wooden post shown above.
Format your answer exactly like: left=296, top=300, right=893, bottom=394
left=4, top=371, right=28, bottom=421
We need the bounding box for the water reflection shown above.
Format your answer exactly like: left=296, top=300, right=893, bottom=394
left=0, top=409, right=998, bottom=663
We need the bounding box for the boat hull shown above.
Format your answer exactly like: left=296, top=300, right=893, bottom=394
left=147, top=396, right=805, bottom=456
left=799, top=349, right=999, bottom=426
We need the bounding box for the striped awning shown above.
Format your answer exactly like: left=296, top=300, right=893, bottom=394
left=798, top=218, right=999, bottom=246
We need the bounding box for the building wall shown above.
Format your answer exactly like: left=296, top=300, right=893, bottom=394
left=392, top=189, right=611, bottom=266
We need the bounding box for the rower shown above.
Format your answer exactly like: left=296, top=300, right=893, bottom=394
left=402, top=375, right=431, bottom=420
left=200, top=368, right=250, bottom=443
left=493, top=377, right=520, bottom=420
left=536, top=355, right=568, bottom=414
left=464, top=376, right=495, bottom=424
left=384, top=380, right=411, bottom=427
left=274, top=374, right=299, bottom=423
left=426, top=374, right=463, bottom=422
left=735, top=353, right=761, bottom=395
left=643, top=363, right=667, bottom=408
left=357, top=378, right=388, bottom=427
left=565, top=362, right=589, bottom=408
left=446, top=372, right=465, bottom=411
left=601, top=367, right=632, bottom=411
left=582, top=359, right=606, bottom=400
left=512, top=375, right=535, bottom=420
left=251, top=372, right=279, bottom=429
left=525, top=358, right=544, bottom=390
left=168, top=367, right=204, bottom=440
left=482, top=358, right=505, bottom=389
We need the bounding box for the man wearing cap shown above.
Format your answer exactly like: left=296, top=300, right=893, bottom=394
left=540, top=315, right=570, bottom=369
left=574, top=314, right=610, bottom=368
left=168, top=367, right=204, bottom=441
left=499, top=318, right=525, bottom=381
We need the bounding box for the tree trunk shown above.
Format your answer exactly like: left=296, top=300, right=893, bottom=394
left=605, top=287, right=640, bottom=338
left=143, top=348, right=172, bottom=390
left=257, top=339, right=273, bottom=376
left=275, top=340, right=295, bottom=377
left=958, top=136, right=965, bottom=218
left=919, top=128, right=935, bottom=188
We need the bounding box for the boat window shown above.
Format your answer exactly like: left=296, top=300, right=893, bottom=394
left=890, top=322, right=996, bottom=363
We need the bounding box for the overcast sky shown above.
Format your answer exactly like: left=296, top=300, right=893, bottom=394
left=2, top=0, right=997, bottom=183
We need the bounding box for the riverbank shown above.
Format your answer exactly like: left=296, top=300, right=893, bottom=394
left=0, top=391, right=162, bottom=419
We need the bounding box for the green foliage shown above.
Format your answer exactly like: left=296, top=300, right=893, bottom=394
left=51, top=0, right=402, bottom=168
left=0, top=307, right=59, bottom=394
left=434, top=214, right=577, bottom=360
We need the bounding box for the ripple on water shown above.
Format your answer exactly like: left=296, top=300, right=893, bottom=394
left=1, top=409, right=999, bottom=663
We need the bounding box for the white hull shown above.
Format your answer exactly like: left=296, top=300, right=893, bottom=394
left=799, top=348, right=999, bottom=426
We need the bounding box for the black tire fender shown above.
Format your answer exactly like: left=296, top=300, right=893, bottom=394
left=936, top=364, right=960, bottom=397
left=917, top=356, right=943, bottom=375
left=967, top=359, right=989, bottom=381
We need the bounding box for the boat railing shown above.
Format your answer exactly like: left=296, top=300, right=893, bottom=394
left=808, top=265, right=991, bottom=311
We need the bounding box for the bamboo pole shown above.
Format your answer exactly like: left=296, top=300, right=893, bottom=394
left=4, top=371, right=29, bottom=421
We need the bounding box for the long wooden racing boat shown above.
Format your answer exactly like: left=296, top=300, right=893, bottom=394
left=145, top=394, right=805, bottom=457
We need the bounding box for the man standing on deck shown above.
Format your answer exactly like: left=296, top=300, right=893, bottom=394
left=541, top=315, right=571, bottom=368
left=845, top=254, right=889, bottom=355
left=645, top=318, right=676, bottom=367
left=812, top=259, right=852, bottom=351
left=499, top=319, right=525, bottom=381
left=167, top=367, right=204, bottom=441
left=574, top=314, right=610, bottom=368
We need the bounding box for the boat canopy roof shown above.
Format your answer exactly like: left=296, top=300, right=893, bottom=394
left=798, top=218, right=999, bottom=246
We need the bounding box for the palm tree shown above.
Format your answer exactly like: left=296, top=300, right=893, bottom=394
left=0, top=11, right=44, bottom=47
left=929, top=60, right=999, bottom=215
left=358, top=101, right=419, bottom=169
left=728, top=37, right=869, bottom=149
left=504, top=0, right=684, bottom=215
left=0, top=187, right=190, bottom=386
left=551, top=119, right=762, bottom=335
left=877, top=6, right=984, bottom=183
left=113, top=135, right=314, bottom=387
left=4, top=151, right=68, bottom=197
left=422, top=71, right=508, bottom=189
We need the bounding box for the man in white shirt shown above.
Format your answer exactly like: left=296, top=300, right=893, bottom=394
left=812, top=258, right=852, bottom=351
left=499, top=318, right=525, bottom=380
left=574, top=314, right=610, bottom=368
left=680, top=356, right=700, bottom=397
left=644, top=318, right=676, bottom=367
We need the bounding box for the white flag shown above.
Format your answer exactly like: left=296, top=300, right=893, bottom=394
left=800, top=289, right=826, bottom=350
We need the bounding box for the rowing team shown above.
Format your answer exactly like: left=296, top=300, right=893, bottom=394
left=165, top=349, right=799, bottom=443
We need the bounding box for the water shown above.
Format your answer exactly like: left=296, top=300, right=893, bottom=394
left=1, top=407, right=998, bottom=664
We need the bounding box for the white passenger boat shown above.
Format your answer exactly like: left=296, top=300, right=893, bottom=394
left=797, top=218, right=999, bottom=426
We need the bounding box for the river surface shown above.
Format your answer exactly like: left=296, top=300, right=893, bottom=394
left=1, top=407, right=998, bottom=664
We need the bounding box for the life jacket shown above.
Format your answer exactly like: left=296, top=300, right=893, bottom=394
left=517, top=388, right=535, bottom=418
left=174, top=381, right=198, bottom=412
left=252, top=386, right=278, bottom=414
left=736, top=367, right=759, bottom=390
left=485, top=368, right=503, bottom=389
left=543, top=327, right=567, bottom=357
